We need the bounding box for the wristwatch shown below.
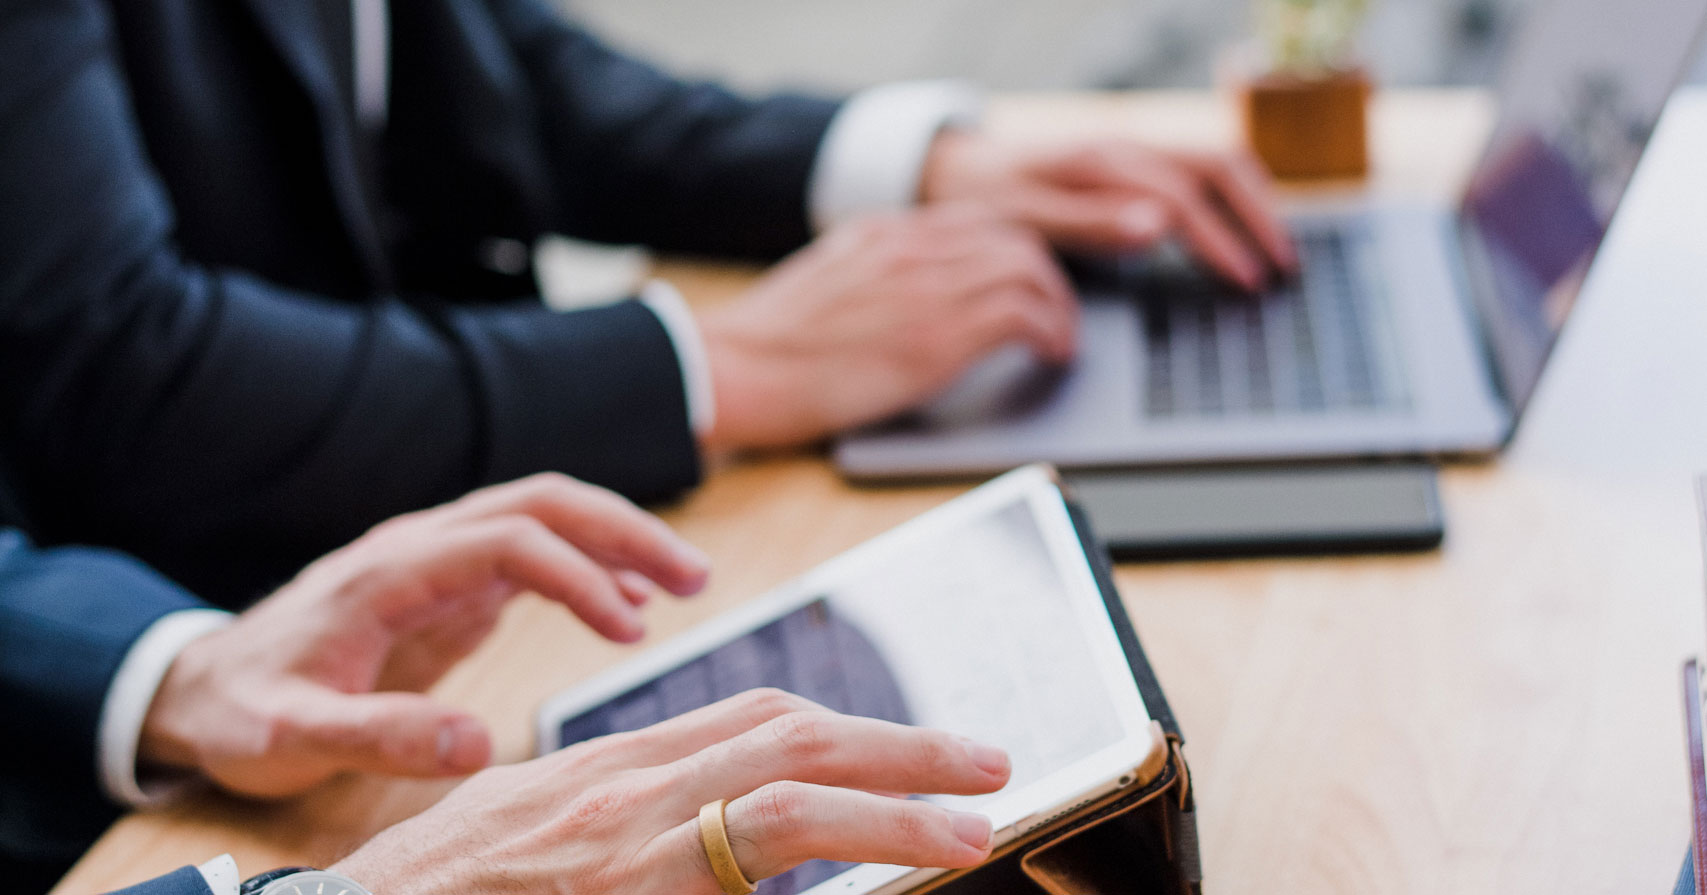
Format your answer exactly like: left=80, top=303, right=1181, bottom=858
left=240, top=868, right=374, bottom=895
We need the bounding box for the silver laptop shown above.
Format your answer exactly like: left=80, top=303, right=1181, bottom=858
left=837, top=0, right=1707, bottom=480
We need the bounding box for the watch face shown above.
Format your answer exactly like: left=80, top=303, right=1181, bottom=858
left=260, top=871, right=372, bottom=895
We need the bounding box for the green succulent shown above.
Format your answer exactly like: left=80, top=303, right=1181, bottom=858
left=1257, top=0, right=1371, bottom=76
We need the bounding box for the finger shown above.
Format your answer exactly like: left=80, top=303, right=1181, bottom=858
left=929, top=234, right=1078, bottom=359
left=1150, top=179, right=1268, bottom=291
left=959, top=288, right=1078, bottom=365
left=560, top=689, right=831, bottom=775
left=720, top=783, right=994, bottom=880
left=285, top=690, right=492, bottom=778
left=492, top=520, right=647, bottom=642
left=373, top=586, right=508, bottom=691
left=932, top=242, right=1070, bottom=319
left=663, top=713, right=1009, bottom=814
left=338, top=517, right=644, bottom=643
left=982, top=225, right=1078, bottom=319
left=1185, top=152, right=1297, bottom=272
left=439, top=474, right=711, bottom=597
left=439, top=516, right=646, bottom=642
left=1085, top=153, right=1269, bottom=291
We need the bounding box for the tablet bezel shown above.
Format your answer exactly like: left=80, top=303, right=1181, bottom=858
left=534, top=464, right=1157, bottom=895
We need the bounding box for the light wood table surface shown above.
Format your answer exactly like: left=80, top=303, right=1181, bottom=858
left=55, top=88, right=1707, bottom=895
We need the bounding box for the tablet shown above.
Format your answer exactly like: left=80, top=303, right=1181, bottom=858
left=536, top=465, right=1160, bottom=895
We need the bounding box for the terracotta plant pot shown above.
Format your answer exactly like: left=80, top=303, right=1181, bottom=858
left=1237, top=67, right=1372, bottom=181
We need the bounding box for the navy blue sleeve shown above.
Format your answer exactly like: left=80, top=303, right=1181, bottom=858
left=0, top=0, right=700, bottom=604
left=489, top=0, right=842, bottom=259
left=105, top=866, right=216, bottom=895
left=0, top=530, right=207, bottom=870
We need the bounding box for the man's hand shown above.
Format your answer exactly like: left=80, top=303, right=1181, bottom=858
left=138, top=473, right=711, bottom=798
left=699, top=205, right=1078, bottom=450
left=920, top=131, right=1298, bottom=292
left=331, top=689, right=1011, bottom=895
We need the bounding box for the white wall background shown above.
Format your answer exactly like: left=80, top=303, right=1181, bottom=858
left=558, top=0, right=1707, bottom=93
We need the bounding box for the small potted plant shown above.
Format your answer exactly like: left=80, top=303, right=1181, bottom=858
left=1233, top=0, right=1374, bottom=180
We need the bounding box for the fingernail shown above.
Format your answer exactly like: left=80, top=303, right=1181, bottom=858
left=962, top=738, right=1010, bottom=776
left=673, top=542, right=713, bottom=591
left=1119, top=203, right=1166, bottom=241
left=677, top=540, right=712, bottom=572
left=949, top=811, right=993, bottom=850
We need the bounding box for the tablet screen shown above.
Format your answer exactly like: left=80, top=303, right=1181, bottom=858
left=545, top=470, right=1150, bottom=895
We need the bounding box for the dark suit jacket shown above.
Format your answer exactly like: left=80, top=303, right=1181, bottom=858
left=0, top=526, right=209, bottom=880
left=107, top=867, right=214, bottom=895
left=0, top=0, right=840, bottom=605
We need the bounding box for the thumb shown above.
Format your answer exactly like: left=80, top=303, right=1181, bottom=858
left=289, top=690, right=493, bottom=778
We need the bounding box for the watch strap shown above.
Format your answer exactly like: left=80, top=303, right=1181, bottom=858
left=239, top=868, right=317, bottom=895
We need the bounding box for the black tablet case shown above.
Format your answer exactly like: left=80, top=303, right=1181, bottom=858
left=907, top=496, right=1200, bottom=895
left=550, top=479, right=1202, bottom=895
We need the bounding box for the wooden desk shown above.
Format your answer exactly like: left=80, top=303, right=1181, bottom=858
left=55, top=89, right=1707, bottom=895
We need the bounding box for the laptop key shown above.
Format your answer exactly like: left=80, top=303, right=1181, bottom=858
left=1195, top=302, right=1223, bottom=415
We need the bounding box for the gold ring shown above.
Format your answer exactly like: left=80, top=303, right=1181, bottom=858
left=699, top=799, right=757, bottom=895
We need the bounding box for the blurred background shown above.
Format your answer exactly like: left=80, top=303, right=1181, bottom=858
left=559, top=0, right=1707, bottom=93
left=537, top=0, right=1707, bottom=305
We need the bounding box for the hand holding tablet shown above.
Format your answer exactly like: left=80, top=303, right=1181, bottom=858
left=330, top=689, right=1010, bottom=895
left=538, top=465, right=1178, bottom=895
left=318, top=466, right=1192, bottom=895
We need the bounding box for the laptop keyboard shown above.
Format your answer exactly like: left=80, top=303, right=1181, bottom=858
left=1140, top=222, right=1407, bottom=419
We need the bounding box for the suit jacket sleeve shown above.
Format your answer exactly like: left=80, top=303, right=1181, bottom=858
left=490, top=0, right=842, bottom=259
left=105, top=866, right=215, bottom=895
left=0, top=0, right=700, bottom=604
left=0, top=530, right=206, bottom=868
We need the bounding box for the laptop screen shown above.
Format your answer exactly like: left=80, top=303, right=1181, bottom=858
left=1457, top=0, right=1707, bottom=417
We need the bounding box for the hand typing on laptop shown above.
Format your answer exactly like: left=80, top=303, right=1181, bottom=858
left=693, top=136, right=1297, bottom=451
left=842, top=0, right=1705, bottom=480
left=919, top=132, right=1299, bottom=292
left=699, top=205, right=1078, bottom=450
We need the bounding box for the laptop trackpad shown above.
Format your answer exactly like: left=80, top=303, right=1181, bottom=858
left=906, top=298, right=1142, bottom=434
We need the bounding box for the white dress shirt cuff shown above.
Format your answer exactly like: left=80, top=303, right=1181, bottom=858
left=351, top=0, right=390, bottom=132
left=97, top=608, right=235, bottom=807
left=807, top=80, right=986, bottom=232
left=638, top=280, right=715, bottom=437
left=197, top=854, right=241, bottom=895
